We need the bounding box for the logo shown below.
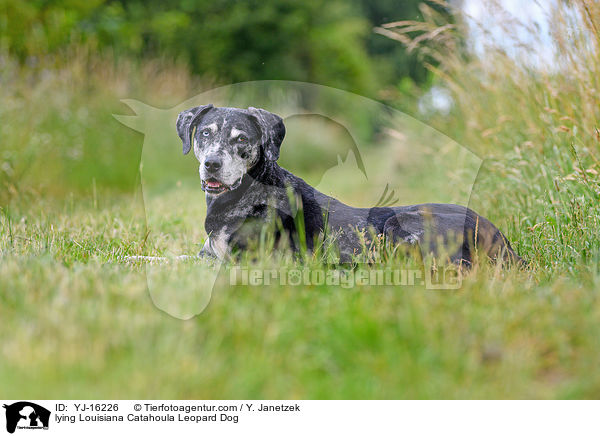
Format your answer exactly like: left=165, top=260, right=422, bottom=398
left=3, top=402, right=50, bottom=434
left=115, top=81, right=481, bottom=319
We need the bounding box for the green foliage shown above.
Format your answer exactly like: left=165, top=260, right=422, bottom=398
left=0, top=0, right=376, bottom=95
left=0, top=0, right=103, bottom=57
left=0, top=0, right=446, bottom=95
left=94, top=0, right=379, bottom=93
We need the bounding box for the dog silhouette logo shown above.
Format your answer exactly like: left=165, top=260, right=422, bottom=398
left=3, top=402, right=50, bottom=434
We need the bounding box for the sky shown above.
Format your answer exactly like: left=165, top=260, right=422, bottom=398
left=460, top=0, right=557, bottom=68
left=420, top=0, right=561, bottom=114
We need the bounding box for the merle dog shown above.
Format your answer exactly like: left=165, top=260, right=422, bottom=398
left=176, top=104, right=523, bottom=265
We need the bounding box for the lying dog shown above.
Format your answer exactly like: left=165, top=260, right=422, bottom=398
left=176, top=104, right=524, bottom=265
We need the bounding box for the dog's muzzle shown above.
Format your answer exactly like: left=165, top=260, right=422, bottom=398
left=201, top=177, right=243, bottom=195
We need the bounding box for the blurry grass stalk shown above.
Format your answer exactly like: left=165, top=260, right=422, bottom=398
left=286, top=185, right=308, bottom=257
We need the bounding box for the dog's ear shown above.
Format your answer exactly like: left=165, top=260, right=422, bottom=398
left=176, top=104, right=214, bottom=155
left=247, top=107, right=285, bottom=162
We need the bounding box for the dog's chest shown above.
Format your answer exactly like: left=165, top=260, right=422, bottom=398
left=205, top=184, right=291, bottom=234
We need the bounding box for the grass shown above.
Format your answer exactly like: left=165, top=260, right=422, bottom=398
left=2, top=0, right=600, bottom=399
left=1, top=187, right=599, bottom=399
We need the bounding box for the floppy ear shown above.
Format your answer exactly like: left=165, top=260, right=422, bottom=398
left=247, top=107, right=285, bottom=162
left=176, top=104, right=214, bottom=155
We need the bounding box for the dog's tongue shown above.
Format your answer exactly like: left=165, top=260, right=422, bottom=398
left=206, top=181, right=223, bottom=188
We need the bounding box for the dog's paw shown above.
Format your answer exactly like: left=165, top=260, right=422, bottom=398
left=198, top=247, right=218, bottom=260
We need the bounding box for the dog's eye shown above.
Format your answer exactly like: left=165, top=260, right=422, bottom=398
left=237, top=135, right=247, bottom=143
left=201, top=129, right=211, bottom=137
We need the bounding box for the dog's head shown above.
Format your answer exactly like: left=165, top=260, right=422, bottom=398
left=176, top=105, right=285, bottom=196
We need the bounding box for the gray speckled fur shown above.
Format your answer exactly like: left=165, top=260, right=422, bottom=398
left=176, top=105, right=524, bottom=265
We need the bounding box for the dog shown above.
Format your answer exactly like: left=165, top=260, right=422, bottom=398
left=176, top=104, right=524, bottom=265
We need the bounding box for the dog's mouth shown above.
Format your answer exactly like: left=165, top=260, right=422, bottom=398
left=201, top=177, right=242, bottom=195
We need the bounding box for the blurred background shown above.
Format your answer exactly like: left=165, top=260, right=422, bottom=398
left=1, top=0, right=455, bottom=203
left=1, top=0, right=599, bottom=265
left=2, top=0, right=600, bottom=399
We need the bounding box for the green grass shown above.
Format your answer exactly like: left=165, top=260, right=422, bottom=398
left=2, top=0, right=600, bottom=399
left=1, top=187, right=599, bottom=399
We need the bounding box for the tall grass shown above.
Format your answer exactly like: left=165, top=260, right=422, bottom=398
left=0, top=49, right=209, bottom=204
left=377, top=0, right=600, bottom=277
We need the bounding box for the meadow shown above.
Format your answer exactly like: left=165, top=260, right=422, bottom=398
left=1, top=1, right=600, bottom=398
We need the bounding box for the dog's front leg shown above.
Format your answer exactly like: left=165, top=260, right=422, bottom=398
left=198, top=239, right=218, bottom=259
left=199, top=229, right=230, bottom=260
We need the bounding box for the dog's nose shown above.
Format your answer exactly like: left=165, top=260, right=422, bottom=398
left=204, top=156, right=222, bottom=172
